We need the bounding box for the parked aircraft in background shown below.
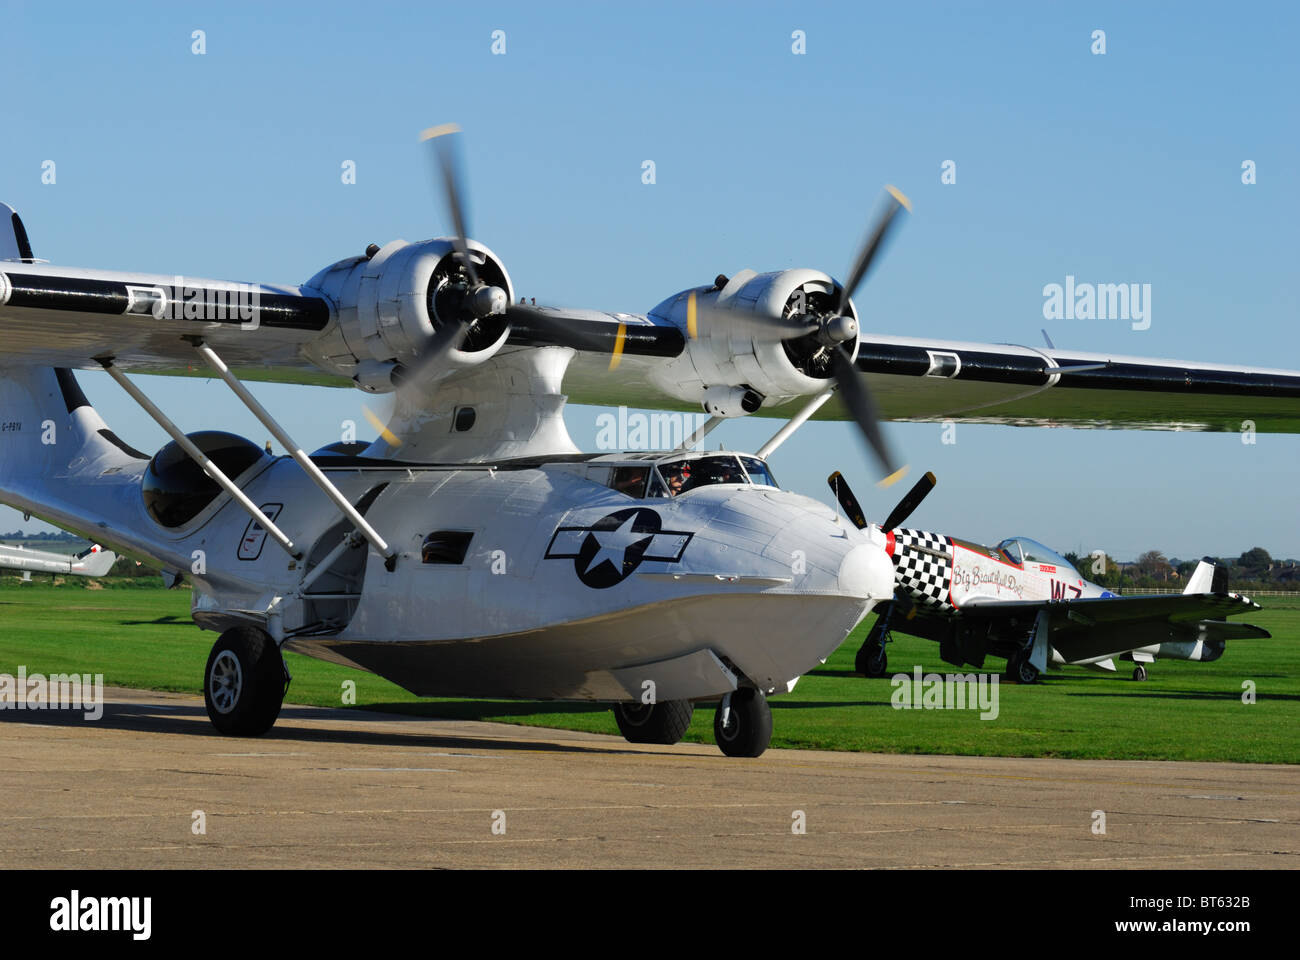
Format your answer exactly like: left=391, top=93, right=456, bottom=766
left=0, top=542, right=117, bottom=579
left=831, top=472, right=1270, bottom=682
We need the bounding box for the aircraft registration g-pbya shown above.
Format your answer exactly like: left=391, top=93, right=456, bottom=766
left=1, top=127, right=1297, bottom=756
left=828, top=472, right=1270, bottom=684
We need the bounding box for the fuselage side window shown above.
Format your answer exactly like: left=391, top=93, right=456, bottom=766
left=422, top=531, right=474, bottom=565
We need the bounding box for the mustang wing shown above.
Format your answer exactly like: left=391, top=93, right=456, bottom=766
left=959, top=592, right=1270, bottom=662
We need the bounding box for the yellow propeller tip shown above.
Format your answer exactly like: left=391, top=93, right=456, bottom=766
left=885, top=185, right=912, bottom=212
left=362, top=405, right=402, bottom=447
left=419, top=122, right=461, bottom=142
left=607, top=322, right=628, bottom=372
left=686, top=292, right=699, bottom=340
left=877, top=465, right=910, bottom=488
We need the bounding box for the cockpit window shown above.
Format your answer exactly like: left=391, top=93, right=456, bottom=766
left=656, top=455, right=748, bottom=496
left=996, top=537, right=1075, bottom=571
left=607, top=466, right=650, bottom=499
left=739, top=456, right=778, bottom=488
left=1017, top=538, right=1075, bottom=569
left=996, top=539, right=1023, bottom=565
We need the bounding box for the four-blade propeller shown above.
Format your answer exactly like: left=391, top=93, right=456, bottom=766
left=829, top=470, right=937, bottom=532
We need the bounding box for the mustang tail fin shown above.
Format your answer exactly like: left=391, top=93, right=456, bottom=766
left=1184, top=557, right=1230, bottom=595
left=70, top=544, right=118, bottom=577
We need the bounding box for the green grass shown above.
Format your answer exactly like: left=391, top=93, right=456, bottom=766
left=1, top=580, right=1297, bottom=763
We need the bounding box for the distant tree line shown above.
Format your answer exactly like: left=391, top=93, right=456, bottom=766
left=1062, top=547, right=1298, bottom=592
left=0, top=530, right=83, bottom=542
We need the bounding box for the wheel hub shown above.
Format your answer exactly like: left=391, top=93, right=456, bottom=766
left=209, top=650, right=243, bottom=714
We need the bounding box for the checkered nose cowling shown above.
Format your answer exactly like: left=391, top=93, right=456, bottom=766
left=890, top=528, right=955, bottom=609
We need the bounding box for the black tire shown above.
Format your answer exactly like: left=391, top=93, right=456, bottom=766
left=1006, top=652, right=1040, bottom=685
left=855, top=629, right=888, bottom=677
left=613, top=699, right=694, bottom=744
left=203, top=627, right=286, bottom=736
left=714, top=688, right=773, bottom=758
left=1132, top=665, right=1147, bottom=682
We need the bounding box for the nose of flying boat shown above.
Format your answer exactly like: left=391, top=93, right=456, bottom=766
left=837, top=539, right=896, bottom=602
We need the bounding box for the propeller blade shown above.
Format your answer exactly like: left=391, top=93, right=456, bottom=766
left=882, top=471, right=937, bottom=532
left=503, top=304, right=624, bottom=354
left=827, top=471, right=868, bottom=529
left=837, top=185, right=911, bottom=316
left=420, top=123, right=479, bottom=288
left=390, top=319, right=470, bottom=390
left=831, top=344, right=904, bottom=484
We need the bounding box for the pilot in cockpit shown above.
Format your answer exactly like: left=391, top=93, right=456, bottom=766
left=662, top=462, right=690, bottom=496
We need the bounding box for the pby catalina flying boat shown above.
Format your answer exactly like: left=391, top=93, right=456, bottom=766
left=829, top=472, right=1270, bottom=683
left=0, top=541, right=116, bottom=579
left=1, top=127, right=1297, bottom=756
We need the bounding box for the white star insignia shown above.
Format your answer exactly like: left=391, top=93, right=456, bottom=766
left=583, top=513, right=653, bottom=577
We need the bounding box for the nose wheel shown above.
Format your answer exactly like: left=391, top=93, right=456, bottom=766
left=1132, top=664, right=1148, bottom=682
left=714, top=688, right=772, bottom=758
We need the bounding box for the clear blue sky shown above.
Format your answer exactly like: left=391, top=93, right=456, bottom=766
left=3, top=1, right=1297, bottom=561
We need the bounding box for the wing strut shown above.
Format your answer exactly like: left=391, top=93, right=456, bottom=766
left=97, top=358, right=302, bottom=560
left=675, top=415, right=725, bottom=452
left=756, top=389, right=834, bottom=459
left=190, top=340, right=396, bottom=569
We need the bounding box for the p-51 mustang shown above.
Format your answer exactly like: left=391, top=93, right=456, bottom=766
left=0, top=541, right=116, bottom=579
left=831, top=472, right=1270, bottom=683
left=1, top=127, right=1297, bottom=756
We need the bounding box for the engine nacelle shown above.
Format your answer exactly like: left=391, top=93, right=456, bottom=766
left=302, top=238, right=514, bottom=390
left=645, top=268, right=858, bottom=411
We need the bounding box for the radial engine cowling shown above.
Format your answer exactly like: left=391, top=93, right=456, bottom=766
left=303, top=238, right=514, bottom=391
left=646, top=268, right=859, bottom=409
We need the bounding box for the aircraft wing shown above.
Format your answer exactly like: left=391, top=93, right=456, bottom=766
left=958, top=592, right=1270, bottom=663
left=567, top=331, right=1300, bottom=432
left=839, top=335, right=1299, bottom=432
left=3, top=224, right=1298, bottom=431
left=0, top=259, right=349, bottom=386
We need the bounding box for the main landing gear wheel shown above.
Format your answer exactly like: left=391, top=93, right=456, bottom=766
left=203, top=626, right=286, bottom=736
left=1132, top=665, right=1148, bottom=682
left=613, top=699, right=694, bottom=745
left=714, top=688, right=772, bottom=758
left=855, top=625, right=889, bottom=677
left=1005, top=651, right=1040, bottom=685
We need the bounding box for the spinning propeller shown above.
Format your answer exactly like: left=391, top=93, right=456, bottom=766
left=692, top=187, right=912, bottom=484
left=366, top=125, right=614, bottom=443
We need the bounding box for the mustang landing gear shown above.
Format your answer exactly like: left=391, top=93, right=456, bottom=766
left=203, top=626, right=287, bottom=736
left=613, top=699, right=694, bottom=744
left=1132, top=664, right=1148, bottom=682
left=1005, top=650, right=1040, bottom=684
left=714, top=688, right=772, bottom=758
left=855, top=621, right=890, bottom=677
